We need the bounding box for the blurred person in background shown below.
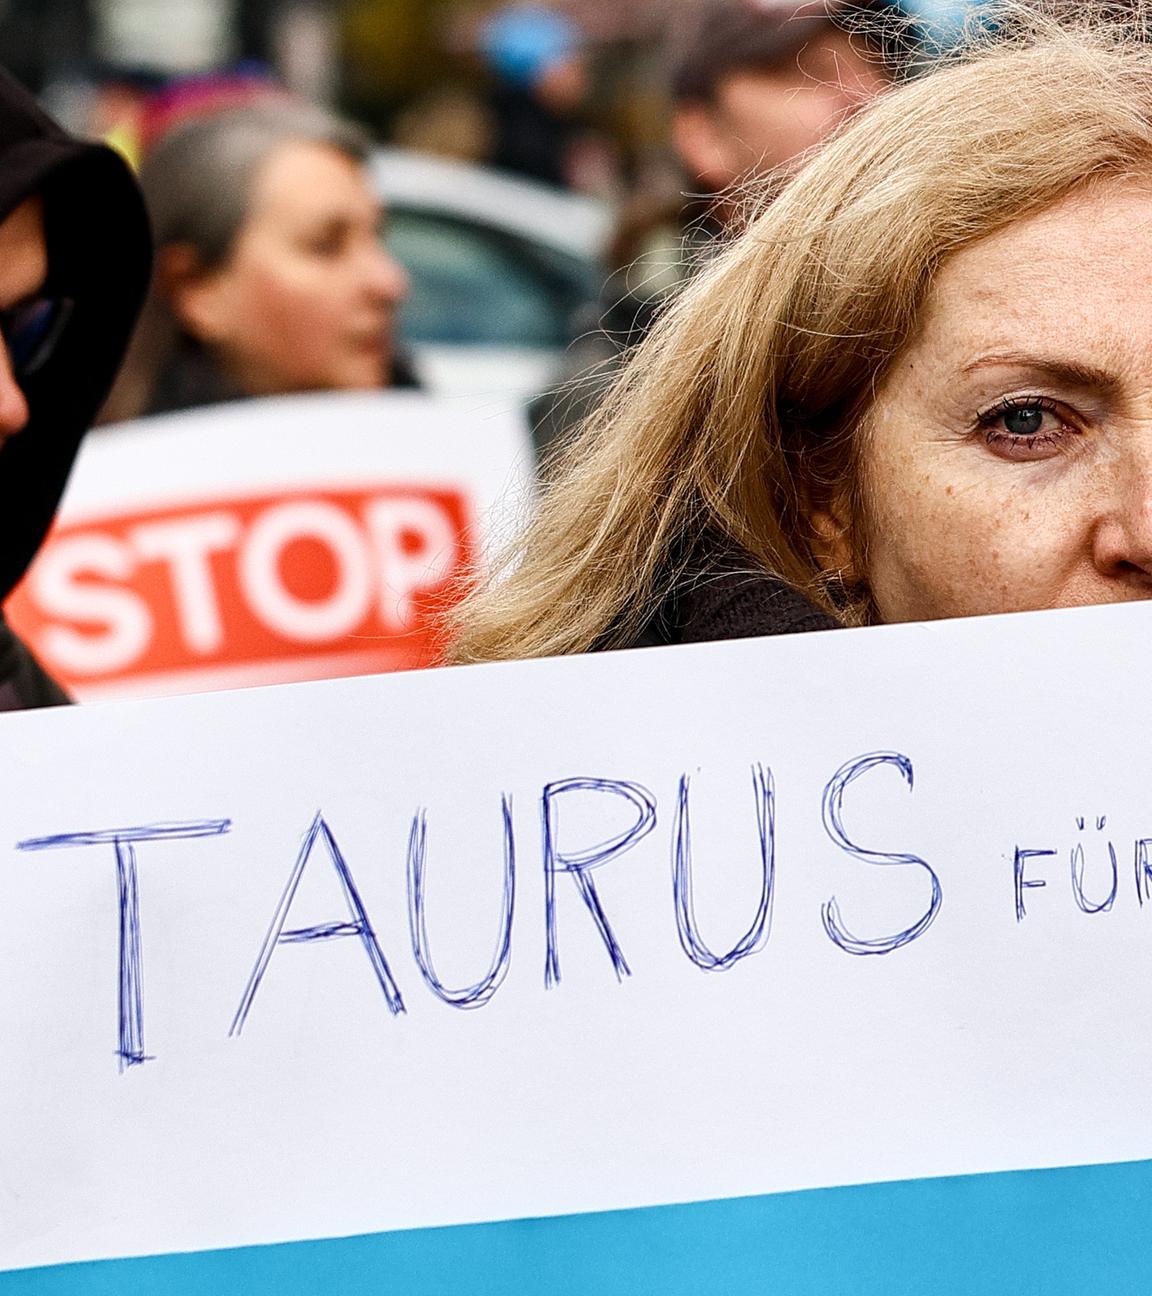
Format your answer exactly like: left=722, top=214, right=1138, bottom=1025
left=83, top=66, right=165, bottom=169
left=531, top=0, right=900, bottom=455
left=132, top=64, right=285, bottom=161
left=0, top=67, right=149, bottom=706
left=477, top=4, right=597, bottom=190
left=668, top=0, right=897, bottom=218
left=85, top=63, right=277, bottom=170
left=102, top=101, right=413, bottom=424
left=452, top=2, right=1152, bottom=665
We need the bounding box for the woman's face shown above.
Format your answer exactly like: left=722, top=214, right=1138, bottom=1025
left=851, top=180, right=1152, bottom=622
left=178, top=139, right=409, bottom=395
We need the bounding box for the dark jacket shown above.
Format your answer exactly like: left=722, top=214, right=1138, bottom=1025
left=530, top=199, right=723, bottom=465
left=487, top=82, right=582, bottom=189
left=0, top=68, right=151, bottom=708
left=627, top=546, right=840, bottom=648
left=144, top=341, right=422, bottom=420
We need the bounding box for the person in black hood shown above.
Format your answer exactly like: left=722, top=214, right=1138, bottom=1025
left=0, top=67, right=150, bottom=708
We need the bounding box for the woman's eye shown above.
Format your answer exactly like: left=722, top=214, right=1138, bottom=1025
left=1001, top=405, right=1047, bottom=436
left=977, top=399, right=1076, bottom=459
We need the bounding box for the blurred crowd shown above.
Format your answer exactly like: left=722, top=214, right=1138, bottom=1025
left=0, top=0, right=987, bottom=707
left=22, top=0, right=977, bottom=434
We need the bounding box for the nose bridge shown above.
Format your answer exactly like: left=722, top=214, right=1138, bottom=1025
left=1126, top=476, right=1152, bottom=547
left=1119, top=420, right=1152, bottom=512
left=1100, top=420, right=1152, bottom=566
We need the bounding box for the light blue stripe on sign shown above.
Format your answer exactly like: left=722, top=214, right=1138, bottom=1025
left=6, top=1158, right=1152, bottom=1295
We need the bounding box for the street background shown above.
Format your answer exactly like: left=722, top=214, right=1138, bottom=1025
left=4, top=0, right=973, bottom=185
left=0, top=0, right=982, bottom=700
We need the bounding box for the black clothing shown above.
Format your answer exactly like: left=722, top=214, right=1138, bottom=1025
left=530, top=201, right=723, bottom=464
left=144, top=340, right=423, bottom=420
left=0, top=620, right=68, bottom=708
left=626, top=546, right=840, bottom=649
left=145, top=341, right=247, bottom=417
left=0, top=67, right=151, bottom=708
left=487, top=83, right=580, bottom=189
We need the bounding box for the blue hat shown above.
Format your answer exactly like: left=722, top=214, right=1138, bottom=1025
left=479, top=6, right=583, bottom=89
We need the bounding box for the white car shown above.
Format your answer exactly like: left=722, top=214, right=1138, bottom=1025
left=371, top=148, right=613, bottom=406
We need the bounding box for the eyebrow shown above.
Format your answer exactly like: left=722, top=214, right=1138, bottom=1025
left=959, top=351, right=1121, bottom=393
left=310, top=202, right=384, bottom=230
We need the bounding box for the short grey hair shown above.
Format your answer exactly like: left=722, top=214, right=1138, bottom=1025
left=99, top=100, right=375, bottom=423
left=138, top=100, right=373, bottom=270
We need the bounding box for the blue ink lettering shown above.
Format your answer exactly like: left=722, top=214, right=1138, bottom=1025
left=672, top=765, right=775, bottom=971
left=1135, top=840, right=1152, bottom=906
left=17, top=820, right=231, bottom=1069
left=1014, top=848, right=1054, bottom=921
left=542, top=778, right=656, bottom=987
left=407, top=796, right=515, bottom=1009
left=820, top=752, right=941, bottom=955
left=231, top=812, right=404, bottom=1035
left=1070, top=815, right=1117, bottom=915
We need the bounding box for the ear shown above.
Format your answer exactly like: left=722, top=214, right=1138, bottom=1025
left=671, top=104, right=738, bottom=191
left=809, top=495, right=860, bottom=586
left=159, top=243, right=233, bottom=345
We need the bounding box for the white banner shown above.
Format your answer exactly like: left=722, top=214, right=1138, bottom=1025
left=3, top=600, right=1152, bottom=1271
left=7, top=392, right=533, bottom=700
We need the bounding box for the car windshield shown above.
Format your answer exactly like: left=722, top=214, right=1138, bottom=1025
left=386, top=208, right=599, bottom=349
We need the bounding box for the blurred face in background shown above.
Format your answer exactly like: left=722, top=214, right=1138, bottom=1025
left=173, top=139, right=409, bottom=396
left=533, top=53, right=589, bottom=112
left=673, top=28, right=891, bottom=195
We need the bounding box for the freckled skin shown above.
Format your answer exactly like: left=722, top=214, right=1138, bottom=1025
left=857, top=180, right=1152, bottom=622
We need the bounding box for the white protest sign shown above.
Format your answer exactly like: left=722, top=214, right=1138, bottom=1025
left=6, top=391, right=533, bottom=700
left=2, top=600, right=1152, bottom=1275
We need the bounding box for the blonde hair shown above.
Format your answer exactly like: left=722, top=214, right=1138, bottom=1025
left=451, top=2, right=1152, bottom=664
